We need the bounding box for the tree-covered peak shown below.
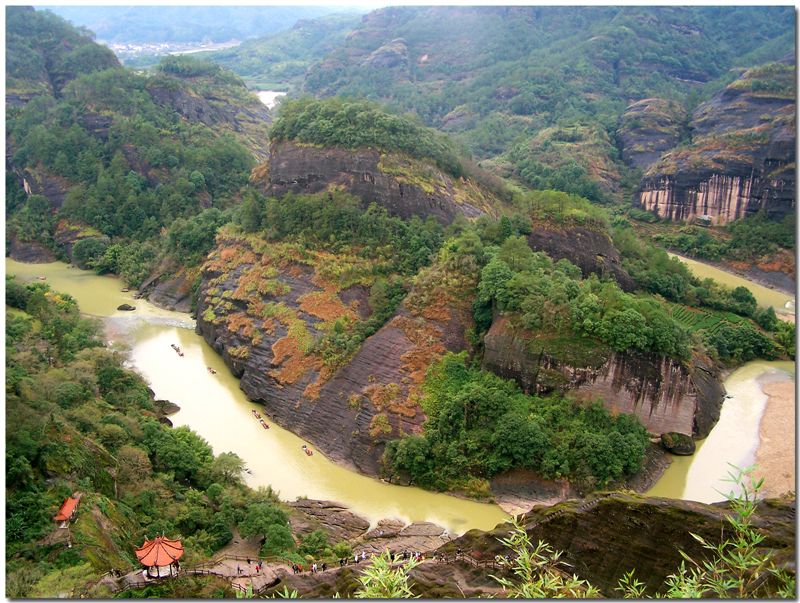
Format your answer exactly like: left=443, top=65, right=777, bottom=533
left=6, top=7, right=119, bottom=95
left=269, top=97, right=468, bottom=178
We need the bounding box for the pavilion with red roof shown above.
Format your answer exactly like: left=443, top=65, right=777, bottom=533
left=53, top=495, right=81, bottom=528
left=135, top=536, right=184, bottom=579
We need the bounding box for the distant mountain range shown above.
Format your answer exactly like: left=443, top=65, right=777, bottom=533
left=36, top=5, right=363, bottom=44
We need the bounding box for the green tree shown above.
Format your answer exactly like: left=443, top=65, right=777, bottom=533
left=207, top=452, right=247, bottom=486
left=598, top=308, right=650, bottom=352
left=238, top=502, right=288, bottom=540
left=298, top=529, right=329, bottom=557
left=71, top=237, right=109, bottom=269
left=261, top=524, right=295, bottom=557
left=236, top=191, right=262, bottom=233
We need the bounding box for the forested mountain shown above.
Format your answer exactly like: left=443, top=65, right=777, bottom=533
left=302, top=7, right=793, bottom=162
left=6, top=5, right=797, bottom=598
left=6, top=8, right=271, bottom=293
left=7, top=7, right=119, bottom=97
left=38, top=5, right=351, bottom=44
left=206, top=13, right=362, bottom=90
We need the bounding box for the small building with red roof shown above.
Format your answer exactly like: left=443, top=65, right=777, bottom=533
left=53, top=495, right=81, bottom=528
left=135, top=536, right=184, bottom=579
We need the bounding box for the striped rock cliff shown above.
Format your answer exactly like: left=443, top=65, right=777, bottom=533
left=637, top=59, right=795, bottom=225
left=195, top=230, right=477, bottom=476
left=481, top=316, right=724, bottom=437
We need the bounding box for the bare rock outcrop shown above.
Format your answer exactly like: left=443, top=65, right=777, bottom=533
left=195, top=231, right=477, bottom=476
left=257, top=141, right=495, bottom=225
left=617, top=98, right=686, bottom=170
left=526, top=224, right=636, bottom=291
left=268, top=493, right=795, bottom=598
left=147, top=81, right=272, bottom=160
left=361, top=38, right=410, bottom=72
left=482, top=316, right=724, bottom=437
left=289, top=500, right=371, bottom=543
left=445, top=492, right=796, bottom=596
left=6, top=234, right=57, bottom=263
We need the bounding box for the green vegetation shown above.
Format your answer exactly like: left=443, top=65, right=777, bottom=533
left=270, top=97, right=468, bottom=177
left=729, top=62, right=796, bottom=99
left=6, top=10, right=262, bottom=286
left=300, top=6, right=792, bottom=196
left=253, top=190, right=444, bottom=277
left=652, top=212, right=795, bottom=262
left=4, top=277, right=296, bottom=597
left=475, top=235, right=690, bottom=359
left=384, top=352, right=649, bottom=491
left=508, top=124, right=618, bottom=203
left=6, top=7, right=118, bottom=94
left=613, top=221, right=785, bottom=362
left=208, top=13, right=360, bottom=90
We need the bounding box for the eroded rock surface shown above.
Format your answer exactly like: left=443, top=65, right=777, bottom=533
left=527, top=224, right=635, bottom=291
left=257, top=141, right=496, bottom=225
left=195, top=231, right=477, bottom=476
left=445, top=493, right=796, bottom=596
left=637, top=60, right=796, bottom=224
left=482, top=316, right=724, bottom=437
left=618, top=98, right=686, bottom=170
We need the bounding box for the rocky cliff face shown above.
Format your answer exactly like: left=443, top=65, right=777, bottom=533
left=257, top=141, right=496, bottom=225
left=617, top=98, right=686, bottom=170
left=195, top=230, right=476, bottom=476
left=482, top=316, right=724, bottom=437
left=526, top=224, right=636, bottom=292
left=266, top=492, right=795, bottom=597
left=637, top=61, right=796, bottom=224
left=147, top=79, right=272, bottom=160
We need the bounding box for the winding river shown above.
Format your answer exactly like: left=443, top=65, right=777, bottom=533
left=648, top=254, right=796, bottom=502
left=5, top=259, right=508, bottom=534
left=6, top=252, right=795, bottom=518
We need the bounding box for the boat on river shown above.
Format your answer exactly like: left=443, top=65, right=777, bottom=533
left=259, top=419, right=269, bottom=429
left=252, top=410, right=261, bottom=419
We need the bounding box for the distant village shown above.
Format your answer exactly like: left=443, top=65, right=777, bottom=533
left=103, top=39, right=241, bottom=61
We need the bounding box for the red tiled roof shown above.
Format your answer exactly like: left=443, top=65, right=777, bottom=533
left=135, top=536, right=184, bottom=567
left=53, top=497, right=79, bottom=522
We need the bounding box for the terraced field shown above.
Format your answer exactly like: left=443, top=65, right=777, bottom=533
left=666, top=303, right=749, bottom=334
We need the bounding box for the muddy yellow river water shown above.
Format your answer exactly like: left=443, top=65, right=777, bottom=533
left=669, top=252, right=795, bottom=317
left=6, top=259, right=508, bottom=533
left=7, top=255, right=795, bottom=515
left=649, top=254, right=796, bottom=502
left=647, top=360, right=795, bottom=502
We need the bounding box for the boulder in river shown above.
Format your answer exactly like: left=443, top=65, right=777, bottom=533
left=117, top=303, right=136, bottom=311
left=660, top=432, right=696, bottom=455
